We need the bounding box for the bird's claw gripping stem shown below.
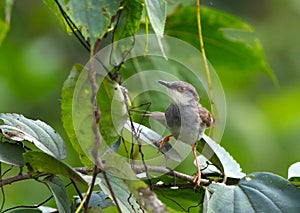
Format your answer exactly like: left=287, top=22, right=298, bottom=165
left=159, top=134, right=172, bottom=150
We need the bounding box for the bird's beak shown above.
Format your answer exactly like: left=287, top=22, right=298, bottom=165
left=157, top=80, right=172, bottom=88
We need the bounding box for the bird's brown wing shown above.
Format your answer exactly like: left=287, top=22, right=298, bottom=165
left=198, top=105, right=213, bottom=128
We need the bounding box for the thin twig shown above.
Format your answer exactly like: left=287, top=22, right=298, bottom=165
left=70, top=178, right=83, bottom=200
left=0, top=173, right=31, bottom=187
left=84, top=166, right=98, bottom=212
left=127, top=165, right=210, bottom=185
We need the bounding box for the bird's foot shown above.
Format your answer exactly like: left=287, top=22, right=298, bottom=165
left=192, top=143, right=201, bottom=190
left=159, top=134, right=172, bottom=150
left=193, top=172, right=201, bottom=190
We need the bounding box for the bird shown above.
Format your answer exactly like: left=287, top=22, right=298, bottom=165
left=157, top=80, right=213, bottom=188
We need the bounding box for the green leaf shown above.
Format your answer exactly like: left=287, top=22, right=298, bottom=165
left=155, top=186, right=204, bottom=212
left=0, top=142, right=25, bottom=166
left=145, top=0, right=166, bottom=38
left=0, top=113, right=67, bottom=160
left=70, top=64, right=128, bottom=163
left=0, top=0, right=13, bottom=45
left=102, top=152, right=137, bottom=179
left=204, top=172, right=300, bottom=213
left=113, top=0, right=143, bottom=40
left=70, top=64, right=96, bottom=164
left=23, top=151, right=86, bottom=186
left=43, top=175, right=71, bottom=213
left=198, top=134, right=245, bottom=179
left=56, top=0, right=121, bottom=47
left=43, top=0, right=72, bottom=34
left=61, top=64, right=93, bottom=167
left=97, top=76, right=128, bottom=148
left=166, top=6, right=276, bottom=81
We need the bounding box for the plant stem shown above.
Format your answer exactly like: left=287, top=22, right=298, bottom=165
left=196, top=0, right=215, bottom=137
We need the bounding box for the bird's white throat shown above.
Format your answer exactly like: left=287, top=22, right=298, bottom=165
left=167, top=89, right=195, bottom=106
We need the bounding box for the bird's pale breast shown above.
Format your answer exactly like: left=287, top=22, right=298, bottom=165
left=165, top=103, right=203, bottom=145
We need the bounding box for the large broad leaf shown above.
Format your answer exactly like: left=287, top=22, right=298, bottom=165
left=97, top=76, right=128, bottom=149
left=61, top=64, right=93, bottom=167
left=43, top=175, right=71, bottom=213
left=166, top=6, right=276, bottom=81
left=0, top=142, right=25, bottom=166
left=55, top=0, right=122, bottom=47
left=71, top=62, right=128, bottom=164
left=204, top=172, right=300, bottom=213
left=23, top=151, right=86, bottom=186
left=198, top=134, right=245, bottom=179
left=0, top=113, right=67, bottom=160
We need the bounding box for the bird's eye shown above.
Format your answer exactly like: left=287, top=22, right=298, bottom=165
left=178, top=86, right=186, bottom=92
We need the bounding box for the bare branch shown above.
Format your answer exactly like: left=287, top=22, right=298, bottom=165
left=132, top=165, right=211, bottom=185
left=0, top=173, right=31, bottom=187
left=75, top=165, right=211, bottom=185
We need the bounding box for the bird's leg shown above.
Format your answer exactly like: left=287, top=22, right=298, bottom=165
left=159, top=134, right=172, bottom=149
left=192, top=143, right=201, bottom=189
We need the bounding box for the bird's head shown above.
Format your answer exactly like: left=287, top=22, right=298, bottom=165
left=158, top=80, right=199, bottom=105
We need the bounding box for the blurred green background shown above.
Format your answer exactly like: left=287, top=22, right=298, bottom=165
left=0, top=0, right=299, bottom=208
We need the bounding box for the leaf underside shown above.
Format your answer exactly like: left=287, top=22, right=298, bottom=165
left=0, top=113, right=67, bottom=160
